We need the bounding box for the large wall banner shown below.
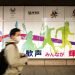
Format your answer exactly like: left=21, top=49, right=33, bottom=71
left=0, top=6, right=75, bottom=59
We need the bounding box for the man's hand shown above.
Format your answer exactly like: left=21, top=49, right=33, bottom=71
left=20, top=53, right=28, bottom=58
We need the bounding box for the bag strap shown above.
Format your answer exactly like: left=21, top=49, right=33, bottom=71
left=4, top=42, right=17, bottom=51
left=5, top=42, right=16, bottom=47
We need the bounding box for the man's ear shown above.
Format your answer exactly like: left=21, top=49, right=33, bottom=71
left=11, top=35, right=14, bottom=38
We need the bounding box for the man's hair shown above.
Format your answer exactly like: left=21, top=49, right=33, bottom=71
left=9, top=28, right=20, bottom=37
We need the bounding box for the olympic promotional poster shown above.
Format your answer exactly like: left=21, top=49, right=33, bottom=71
left=0, top=6, right=75, bottom=58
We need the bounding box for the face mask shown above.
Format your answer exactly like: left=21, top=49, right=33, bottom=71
left=15, top=36, right=21, bottom=43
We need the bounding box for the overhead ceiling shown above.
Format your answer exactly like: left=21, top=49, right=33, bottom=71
left=0, top=0, right=75, bottom=6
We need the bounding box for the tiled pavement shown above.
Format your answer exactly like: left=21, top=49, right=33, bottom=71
left=21, top=65, right=75, bottom=75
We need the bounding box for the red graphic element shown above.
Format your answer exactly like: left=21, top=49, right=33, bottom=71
left=0, top=37, right=2, bottom=42
left=69, top=50, right=75, bottom=57
left=0, top=35, right=9, bottom=42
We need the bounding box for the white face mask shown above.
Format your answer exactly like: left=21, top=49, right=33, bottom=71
left=15, top=36, right=21, bottom=43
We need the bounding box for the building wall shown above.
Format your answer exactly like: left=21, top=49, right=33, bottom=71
left=28, top=59, right=75, bottom=65
left=0, top=6, right=75, bottom=65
